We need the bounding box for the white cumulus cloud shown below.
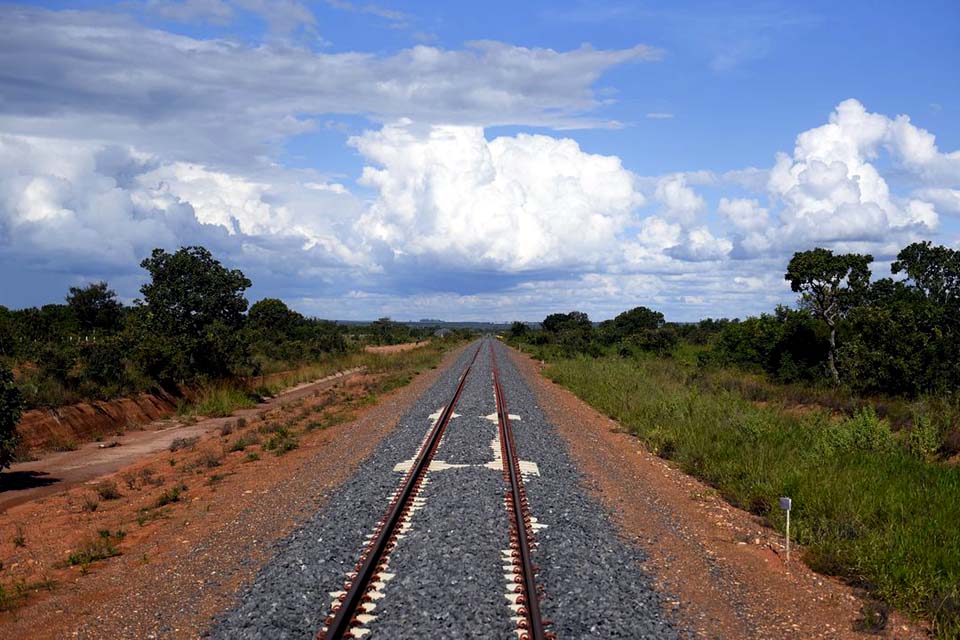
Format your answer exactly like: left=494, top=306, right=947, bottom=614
left=761, top=99, right=943, bottom=251
left=655, top=174, right=705, bottom=225
left=350, top=122, right=644, bottom=272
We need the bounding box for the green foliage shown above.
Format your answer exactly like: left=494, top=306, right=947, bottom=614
left=906, top=415, right=941, bottom=460
left=785, top=247, right=873, bottom=384
left=599, top=305, right=664, bottom=343
left=187, top=383, right=257, bottom=417
left=713, top=307, right=829, bottom=383
left=509, top=321, right=529, bottom=338
left=264, top=427, right=298, bottom=455
left=138, top=246, right=252, bottom=382
left=367, top=317, right=413, bottom=346
left=545, top=355, right=960, bottom=635
left=892, top=240, right=960, bottom=308
left=66, top=282, right=122, bottom=334
left=155, top=483, right=186, bottom=507
left=0, top=364, right=23, bottom=470
left=542, top=311, right=592, bottom=334
left=811, top=407, right=895, bottom=457
left=66, top=530, right=124, bottom=567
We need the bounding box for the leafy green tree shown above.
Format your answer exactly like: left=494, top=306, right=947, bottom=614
left=248, top=298, right=303, bottom=337
left=369, top=317, right=409, bottom=345
left=509, top=321, right=528, bottom=338
left=66, top=282, right=123, bottom=334
left=785, top=248, right=873, bottom=384
left=0, top=363, right=23, bottom=470
left=0, top=306, right=13, bottom=357
left=892, top=241, right=960, bottom=308
left=542, top=311, right=592, bottom=334
left=138, top=246, right=252, bottom=382
left=599, top=306, right=665, bottom=343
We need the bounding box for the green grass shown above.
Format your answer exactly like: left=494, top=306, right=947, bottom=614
left=182, top=383, right=258, bottom=417
left=545, top=355, right=960, bottom=637
left=64, top=530, right=125, bottom=567
left=0, top=578, right=56, bottom=612
left=154, top=483, right=187, bottom=507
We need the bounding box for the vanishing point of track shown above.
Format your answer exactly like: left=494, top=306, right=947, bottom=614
left=319, top=339, right=550, bottom=639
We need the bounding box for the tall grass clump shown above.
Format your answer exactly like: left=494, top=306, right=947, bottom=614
left=183, top=383, right=257, bottom=417
left=546, top=355, right=960, bottom=636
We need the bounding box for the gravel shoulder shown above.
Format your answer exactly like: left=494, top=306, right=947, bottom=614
left=507, top=346, right=928, bottom=640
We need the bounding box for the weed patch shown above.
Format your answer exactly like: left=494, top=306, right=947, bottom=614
left=154, top=483, right=187, bottom=507
left=0, top=578, right=56, bottom=612
left=169, top=436, right=199, bottom=452
left=65, top=530, right=124, bottom=567
left=94, top=480, right=121, bottom=500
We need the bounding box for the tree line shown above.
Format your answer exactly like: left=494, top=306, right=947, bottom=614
left=511, top=240, right=960, bottom=398
left=0, top=246, right=443, bottom=468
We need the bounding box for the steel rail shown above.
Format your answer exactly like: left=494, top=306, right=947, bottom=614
left=491, top=345, right=548, bottom=640
left=320, top=343, right=481, bottom=639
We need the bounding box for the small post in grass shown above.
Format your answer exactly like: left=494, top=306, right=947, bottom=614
left=779, top=496, right=792, bottom=563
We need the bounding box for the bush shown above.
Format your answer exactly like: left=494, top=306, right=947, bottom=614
left=906, top=414, right=941, bottom=460
left=0, top=364, right=23, bottom=470
left=812, top=407, right=895, bottom=457
left=94, top=480, right=121, bottom=500
left=169, top=436, right=199, bottom=452
left=66, top=530, right=123, bottom=566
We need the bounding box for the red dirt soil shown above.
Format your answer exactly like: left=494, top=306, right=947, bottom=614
left=0, top=345, right=466, bottom=639
left=16, top=391, right=180, bottom=453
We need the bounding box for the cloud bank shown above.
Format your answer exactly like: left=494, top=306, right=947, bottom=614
left=0, top=5, right=958, bottom=321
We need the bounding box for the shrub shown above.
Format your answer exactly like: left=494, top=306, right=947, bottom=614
left=94, top=480, right=121, bottom=500
left=0, top=364, right=23, bottom=470
left=264, top=428, right=298, bottom=455
left=169, top=436, right=199, bottom=452
left=229, top=433, right=259, bottom=452
left=197, top=447, right=224, bottom=468
left=66, top=530, right=123, bottom=566
left=906, top=414, right=941, bottom=460
left=155, top=484, right=186, bottom=507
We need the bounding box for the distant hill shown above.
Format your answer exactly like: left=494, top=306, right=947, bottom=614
left=333, top=319, right=522, bottom=331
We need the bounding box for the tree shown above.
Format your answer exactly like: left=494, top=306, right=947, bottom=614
left=138, top=246, right=252, bottom=381
left=785, top=248, right=873, bottom=385
left=0, top=306, right=13, bottom=357
left=509, top=321, right=528, bottom=338
left=600, top=306, right=665, bottom=343
left=370, top=317, right=407, bottom=345
left=542, top=311, right=592, bottom=334
left=66, top=282, right=123, bottom=334
left=0, top=364, right=23, bottom=470
left=248, top=298, right=303, bottom=338
left=892, top=241, right=960, bottom=309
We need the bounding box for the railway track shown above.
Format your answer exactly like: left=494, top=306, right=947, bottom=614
left=319, top=339, right=551, bottom=639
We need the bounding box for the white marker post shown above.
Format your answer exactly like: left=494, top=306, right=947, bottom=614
left=779, top=496, right=792, bottom=563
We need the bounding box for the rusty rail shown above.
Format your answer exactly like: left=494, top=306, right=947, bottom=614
left=320, top=344, right=481, bottom=639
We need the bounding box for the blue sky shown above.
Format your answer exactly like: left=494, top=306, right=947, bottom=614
left=0, top=0, right=958, bottom=321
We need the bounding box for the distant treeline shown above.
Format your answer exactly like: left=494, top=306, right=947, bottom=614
left=510, top=240, right=960, bottom=398
left=0, top=246, right=452, bottom=415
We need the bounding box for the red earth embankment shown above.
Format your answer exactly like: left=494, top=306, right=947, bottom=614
left=17, top=390, right=181, bottom=453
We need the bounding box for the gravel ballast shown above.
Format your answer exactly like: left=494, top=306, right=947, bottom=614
left=210, top=339, right=679, bottom=639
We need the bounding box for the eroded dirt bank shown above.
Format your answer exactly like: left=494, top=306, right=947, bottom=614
left=0, top=368, right=362, bottom=512
left=507, top=347, right=927, bottom=640
left=17, top=391, right=181, bottom=453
